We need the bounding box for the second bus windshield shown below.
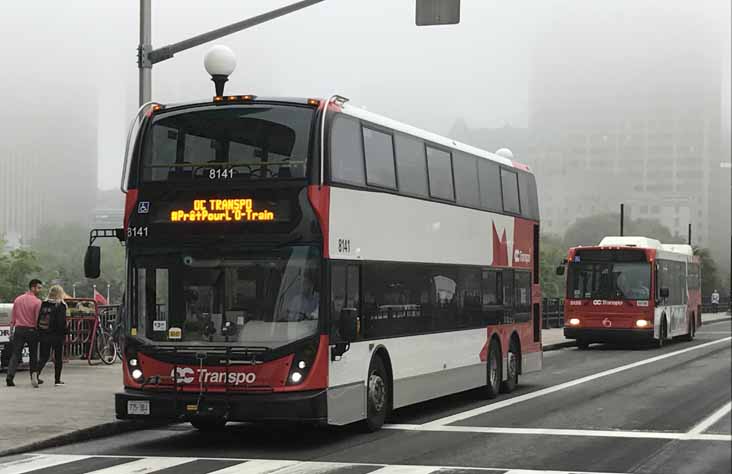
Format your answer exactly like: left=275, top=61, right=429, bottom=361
left=568, top=262, right=651, bottom=300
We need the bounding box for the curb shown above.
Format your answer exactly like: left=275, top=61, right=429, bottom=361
left=702, top=316, right=731, bottom=325
left=543, top=341, right=576, bottom=351
left=0, top=420, right=164, bottom=458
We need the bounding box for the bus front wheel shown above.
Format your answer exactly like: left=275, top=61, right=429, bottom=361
left=484, top=341, right=502, bottom=399
left=361, top=356, right=391, bottom=432
left=190, top=417, right=227, bottom=432
left=680, top=315, right=695, bottom=342
left=655, top=318, right=668, bottom=348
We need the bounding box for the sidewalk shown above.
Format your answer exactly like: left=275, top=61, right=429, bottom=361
left=0, top=360, right=131, bottom=456
left=0, top=312, right=729, bottom=457
left=542, top=311, right=732, bottom=351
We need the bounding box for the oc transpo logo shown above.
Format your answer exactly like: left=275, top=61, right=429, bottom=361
left=171, top=367, right=256, bottom=385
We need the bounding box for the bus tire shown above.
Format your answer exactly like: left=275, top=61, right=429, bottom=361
left=500, top=340, right=519, bottom=394
left=655, top=317, right=668, bottom=348
left=484, top=340, right=502, bottom=399
left=190, top=417, right=227, bottom=432
left=361, top=356, right=391, bottom=432
left=680, top=315, right=695, bottom=342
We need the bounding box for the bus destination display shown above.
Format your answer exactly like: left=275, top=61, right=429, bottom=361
left=170, top=198, right=275, bottom=223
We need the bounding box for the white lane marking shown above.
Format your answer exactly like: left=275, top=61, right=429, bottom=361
left=384, top=424, right=732, bottom=441
left=206, top=459, right=299, bottom=474
left=83, top=456, right=196, bottom=474
left=697, top=331, right=732, bottom=334
left=369, top=466, right=436, bottom=473
left=687, top=402, right=732, bottom=436
left=422, top=336, right=732, bottom=427
left=0, top=455, right=89, bottom=474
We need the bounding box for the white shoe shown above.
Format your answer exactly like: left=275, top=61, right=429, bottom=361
left=31, top=373, right=39, bottom=388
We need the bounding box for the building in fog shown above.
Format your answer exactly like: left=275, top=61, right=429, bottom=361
left=0, top=93, right=97, bottom=244
left=453, top=4, right=730, bottom=274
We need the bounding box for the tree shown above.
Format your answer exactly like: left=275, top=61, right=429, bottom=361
left=540, top=233, right=566, bottom=298
left=29, top=223, right=125, bottom=302
left=564, top=213, right=682, bottom=247
left=693, top=247, right=722, bottom=297
left=0, top=236, right=41, bottom=301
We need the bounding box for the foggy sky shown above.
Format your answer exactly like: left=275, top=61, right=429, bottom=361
left=1, top=0, right=730, bottom=190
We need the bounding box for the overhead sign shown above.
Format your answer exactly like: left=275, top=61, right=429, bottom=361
left=169, top=198, right=275, bottom=223
left=416, top=0, right=460, bottom=26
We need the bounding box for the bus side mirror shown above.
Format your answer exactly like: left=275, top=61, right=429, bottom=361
left=555, top=265, right=565, bottom=276
left=659, top=287, right=670, bottom=299
left=84, top=246, right=101, bottom=279
left=339, top=308, right=359, bottom=342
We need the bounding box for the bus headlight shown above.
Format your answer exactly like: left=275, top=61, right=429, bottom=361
left=129, top=358, right=138, bottom=367
left=569, top=318, right=581, bottom=326
left=635, top=319, right=650, bottom=328
left=286, top=340, right=318, bottom=386
left=131, top=369, right=144, bottom=381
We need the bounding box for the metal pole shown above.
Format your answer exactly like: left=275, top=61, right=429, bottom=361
left=620, top=203, right=624, bottom=237
left=688, top=223, right=692, bottom=245
left=138, top=0, right=152, bottom=106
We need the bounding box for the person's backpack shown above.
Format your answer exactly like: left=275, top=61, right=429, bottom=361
left=37, top=302, right=54, bottom=332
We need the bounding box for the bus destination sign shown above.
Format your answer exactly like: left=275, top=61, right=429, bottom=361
left=170, top=198, right=275, bottom=223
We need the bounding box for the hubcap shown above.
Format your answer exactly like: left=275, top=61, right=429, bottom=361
left=369, top=373, right=386, bottom=413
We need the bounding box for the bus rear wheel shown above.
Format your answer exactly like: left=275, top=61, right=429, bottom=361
left=500, top=341, right=519, bottom=394
left=680, top=316, right=695, bottom=342
left=361, top=356, right=391, bottom=432
left=484, top=341, right=502, bottom=399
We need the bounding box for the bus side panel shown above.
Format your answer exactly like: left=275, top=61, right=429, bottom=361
left=655, top=304, right=688, bottom=338
left=328, top=328, right=488, bottom=425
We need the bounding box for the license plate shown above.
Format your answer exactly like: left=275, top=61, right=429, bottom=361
left=127, top=400, right=150, bottom=415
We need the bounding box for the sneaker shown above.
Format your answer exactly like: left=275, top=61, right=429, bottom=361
left=54, top=381, right=65, bottom=386
left=6, top=378, right=14, bottom=387
left=38, top=378, right=44, bottom=385
left=30, top=373, right=39, bottom=388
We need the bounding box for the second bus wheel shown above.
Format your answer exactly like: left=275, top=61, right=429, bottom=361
left=361, top=356, right=391, bottom=432
left=484, top=341, right=502, bottom=399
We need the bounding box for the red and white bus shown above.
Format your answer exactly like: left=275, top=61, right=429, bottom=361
left=90, top=94, right=542, bottom=430
left=560, top=236, right=701, bottom=349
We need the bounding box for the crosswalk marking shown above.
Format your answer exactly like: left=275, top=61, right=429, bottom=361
left=0, top=454, right=89, bottom=474
left=0, top=454, right=633, bottom=474
left=77, top=457, right=197, bottom=474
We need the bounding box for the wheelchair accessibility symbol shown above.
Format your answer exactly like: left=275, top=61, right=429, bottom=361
left=138, top=201, right=150, bottom=214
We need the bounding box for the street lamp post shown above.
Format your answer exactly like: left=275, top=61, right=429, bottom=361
left=136, top=0, right=459, bottom=105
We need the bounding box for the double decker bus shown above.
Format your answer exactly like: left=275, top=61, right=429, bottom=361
left=89, top=94, right=542, bottom=431
left=560, top=236, right=701, bottom=349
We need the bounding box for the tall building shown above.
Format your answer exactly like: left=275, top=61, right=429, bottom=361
left=0, top=94, right=97, bottom=244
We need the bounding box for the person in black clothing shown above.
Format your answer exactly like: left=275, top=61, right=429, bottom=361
left=37, top=285, right=69, bottom=386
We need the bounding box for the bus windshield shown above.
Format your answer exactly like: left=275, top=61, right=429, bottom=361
left=141, top=105, right=315, bottom=182
left=568, top=262, right=651, bottom=300
left=132, top=246, right=320, bottom=348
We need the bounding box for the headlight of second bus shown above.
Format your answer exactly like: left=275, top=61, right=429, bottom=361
left=287, top=340, right=318, bottom=386
left=635, top=319, right=650, bottom=328
left=568, top=318, right=581, bottom=326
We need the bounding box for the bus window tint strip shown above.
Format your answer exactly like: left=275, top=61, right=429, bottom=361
left=453, top=151, right=480, bottom=207
left=330, top=115, right=366, bottom=185
left=394, top=133, right=429, bottom=197
left=343, top=261, right=532, bottom=339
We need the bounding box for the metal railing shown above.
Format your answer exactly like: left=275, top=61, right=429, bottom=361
left=541, top=298, right=564, bottom=329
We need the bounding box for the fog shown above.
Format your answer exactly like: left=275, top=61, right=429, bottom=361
left=0, top=0, right=730, bottom=271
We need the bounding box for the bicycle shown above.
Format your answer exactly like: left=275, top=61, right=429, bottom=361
left=95, top=319, right=119, bottom=365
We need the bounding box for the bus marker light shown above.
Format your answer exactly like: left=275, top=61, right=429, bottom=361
left=227, top=95, right=237, bottom=101
left=213, top=96, right=224, bottom=102
left=307, top=98, right=320, bottom=106
left=241, top=95, right=255, bottom=101
left=569, top=318, right=580, bottom=326
left=129, top=358, right=138, bottom=367
left=635, top=319, right=650, bottom=328
left=297, top=360, right=307, bottom=370
left=186, top=404, right=198, bottom=412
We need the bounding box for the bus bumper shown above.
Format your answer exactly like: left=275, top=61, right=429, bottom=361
left=563, top=327, right=654, bottom=344
left=115, top=388, right=328, bottom=423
